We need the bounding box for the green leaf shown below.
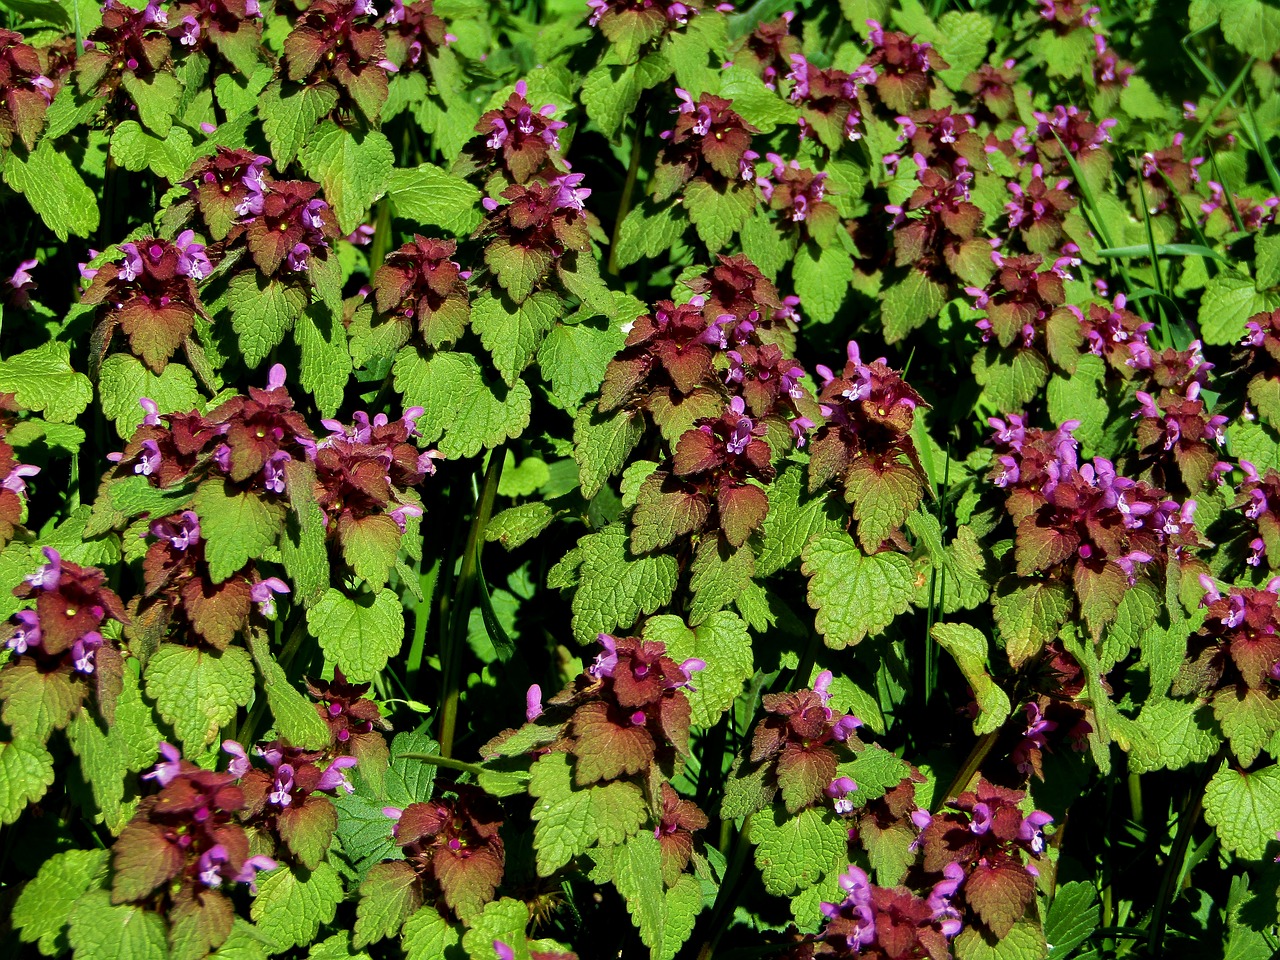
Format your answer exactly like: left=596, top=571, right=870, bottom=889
left=460, top=898, right=531, bottom=960
left=211, top=920, right=271, bottom=960
left=538, top=316, right=626, bottom=411
left=992, top=579, right=1071, bottom=666
left=353, top=860, right=422, bottom=948
left=934, top=11, right=992, bottom=84
left=385, top=731, right=439, bottom=807
left=643, top=612, right=752, bottom=726
left=931, top=623, right=1011, bottom=735
left=120, top=70, right=181, bottom=136
left=611, top=832, right=702, bottom=960
left=839, top=744, right=911, bottom=806
left=1204, top=761, right=1280, bottom=860
left=66, top=711, right=133, bottom=831
left=687, top=538, right=756, bottom=625
left=471, top=290, right=564, bottom=385
left=221, top=271, right=307, bottom=368
left=548, top=524, right=679, bottom=644
left=972, top=346, right=1050, bottom=413
left=402, top=905, right=463, bottom=960
left=1214, top=686, right=1280, bottom=767
left=299, top=122, right=394, bottom=235
left=801, top=532, right=914, bottom=648
left=385, top=163, right=483, bottom=236
left=295, top=296, right=352, bottom=419
left=144, top=644, right=255, bottom=755
left=574, top=406, right=642, bottom=500
left=716, top=65, right=795, bottom=132
left=4, top=141, right=100, bottom=240
left=67, top=890, right=168, bottom=960
left=881, top=270, right=946, bottom=342
left=307, top=588, right=405, bottom=682
left=793, top=242, right=852, bottom=324
left=615, top=200, right=687, bottom=269
left=1044, top=881, right=1100, bottom=960
left=486, top=503, right=555, bottom=549
left=528, top=751, right=647, bottom=876
left=247, top=630, right=331, bottom=749
left=845, top=457, right=922, bottom=551
left=110, top=120, right=196, bottom=182
left=13, top=849, right=109, bottom=957
left=0, top=341, right=94, bottom=423
left=684, top=179, right=755, bottom=254
left=98, top=354, right=201, bottom=440
left=393, top=348, right=532, bottom=459
left=1127, top=698, right=1218, bottom=775
left=952, top=917, right=1048, bottom=960
left=749, top=804, right=848, bottom=896
left=1222, top=0, right=1280, bottom=59
left=1199, top=273, right=1280, bottom=345
left=581, top=53, right=673, bottom=140
left=194, top=478, right=285, bottom=582
left=259, top=81, right=338, bottom=167
left=0, top=737, right=54, bottom=824
left=757, top=464, right=841, bottom=576
left=1047, top=354, right=1108, bottom=454
left=0, top=661, right=81, bottom=743
left=306, top=932, right=368, bottom=960
left=251, top=863, right=344, bottom=952
left=280, top=460, right=330, bottom=608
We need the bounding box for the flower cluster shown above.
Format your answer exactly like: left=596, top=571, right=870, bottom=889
left=756, top=154, right=838, bottom=239
left=282, top=0, right=397, bottom=122
left=1183, top=578, right=1280, bottom=714
left=1132, top=373, right=1227, bottom=494
left=969, top=253, right=1070, bottom=352
left=586, top=0, right=728, bottom=48
left=0, top=30, right=53, bottom=150
left=4, top=548, right=128, bottom=721
left=1005, top=165, right=1076, bottom=253
left=181, top=147, right=272, bottom=241
left=168, top=0, right=263, bottom=71
left=141, top=509, right=277, bottom=649
left=229, top=739, right=357, bottom=868
left=1071, top=293, right=1152, bottom=373
left=77, top=0, right=174, bottom=105
left=306, top=667, right=391, bottom=765
left=381, top=0, right=454, bottom=70
left=313, top=405, right=436, bottom=572
left=809, top=341, right=927, bottom=549
left=384, top=787, right=505, bottom=920
left=1233, top=461, right=1280, bottom=570
left=80, top=232, right=211, bottom=372
left=1007, top=642, right=1094, bottom=779
left=989, top=416, right=1197, bottom=628
left=111, top=743, right=275, bottom=948
left=786, top=54, right=875, bottom=147
left=462, top=80, right=567, bottom=184
left=864, top=20, right=947, bottom=114
left=917, top=779, right=1052, bottom=938
left=815, top=864, right=962, bottom=958
left=886, top=154, right=987, bottom=285
left=480, top=176, right=595, bottom=301
left=242, top=179, right=337, bottom=276
left=748, top=671, right=862, bottom=813
left=653, top=90, right=758, bottom=199
left=1014, top=104, right=1116, bottom=182
left=734, top=12, right=799, bottom=90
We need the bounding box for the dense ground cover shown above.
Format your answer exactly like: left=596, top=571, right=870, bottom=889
left=2, top=0, right=1280, bottom=955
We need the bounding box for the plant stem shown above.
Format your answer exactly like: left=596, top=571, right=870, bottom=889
left=934, top=730, right=998, bottom=812
left=1147, top=749, right=1223, bottom=956
left=606, top=104, right=647, bottom=276
left=397, top=751, right=490, bottom=779
left=438, top=445, right=506, bottom=759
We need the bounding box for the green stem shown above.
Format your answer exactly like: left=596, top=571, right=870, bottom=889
left=1127, top=770, right=1144, bottom=826
left=438, top=445, right=506, bottom=759
left=397, top=751, right=490, bottom=779
left=369, top=198, right=393, bottom=275
left=606, top=104, right=647, bottom=276
left=696, top=817, right=753, bottom=960
left=934, top=730, right=999, bottom=813
left=1147, top=749, right=1222, bottom=956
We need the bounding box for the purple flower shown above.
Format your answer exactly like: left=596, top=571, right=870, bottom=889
left=316, top=755, right=358, bottom=794
left=143, top=742, right=184, bottom=787
left=2, top=462, right=39, bottom=496
left=590, top=633, right=619, bottom=678
left=135, top=439, right=162, bottom=477
left=250, top=578, right=290, bottom=618
left=233, top=855, right=277, bottom=893
left=1018, top=810, right=1053, bottom=855
left=826, top=776, right=858, bottom=814
left=197, top=844, right=229, bottom=888
left=175, top=230, right=211, bottom=280
left=26, top=547, right=62, bottom=591
left=71, top=631, right=103, bottom=674
left=494, top=942, right=515, bottom=960
left=526, top=684, right=543, bottom=721
left=118, top=243, right=144, bottom=282
left=151, top=511, right=201, bottom=551
left=7, top=609, right=40, bottom=655
left=268, top=763, right=296, bottom=807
